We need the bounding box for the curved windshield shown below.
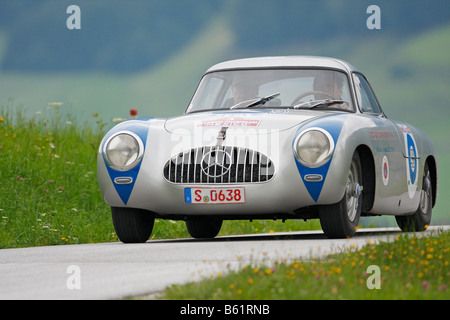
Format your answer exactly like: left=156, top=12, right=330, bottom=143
left=187, top=69, right=354, bottom=113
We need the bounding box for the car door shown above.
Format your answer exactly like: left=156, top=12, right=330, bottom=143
left=352, top=73, right=407, bottom=215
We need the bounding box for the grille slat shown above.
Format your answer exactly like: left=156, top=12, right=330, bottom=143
left=163, top=146, right=274, bottom=184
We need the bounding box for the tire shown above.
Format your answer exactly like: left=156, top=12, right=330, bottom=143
left=111, top=207, right=155, bottom=243
left=396, top=162, right=432, bottom=232
left=319, top=151, right=363, bottom=238
left=186, top=218, right=223, bottom=239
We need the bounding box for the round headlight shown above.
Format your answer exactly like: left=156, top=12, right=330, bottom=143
left=104, top=131, right=144, bottom=171
left=294, top=128, right=334, bottom=167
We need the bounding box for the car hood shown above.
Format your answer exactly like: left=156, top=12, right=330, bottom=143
left=164, top=109, right=326, bottom=135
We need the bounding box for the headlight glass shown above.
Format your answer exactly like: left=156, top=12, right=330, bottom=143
left=104, top=132, right=143, bottom=171
left=295, top=129, right=334, bottom=167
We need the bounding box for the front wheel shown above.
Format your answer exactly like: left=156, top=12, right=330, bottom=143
left=111, top=207, right=155, bottom=243
left=319, top=151, right=363, bottom=238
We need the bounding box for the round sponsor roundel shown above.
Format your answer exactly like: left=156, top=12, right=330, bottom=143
left=406, top=134, right=417, bottom=185
left=397, top=124, right=419, bottom=199
left=382, top=156, right=389, bottom=186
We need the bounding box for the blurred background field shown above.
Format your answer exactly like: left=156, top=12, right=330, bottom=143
left=0, top=0, right=449, bottom=244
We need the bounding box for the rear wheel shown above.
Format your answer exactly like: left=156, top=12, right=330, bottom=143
left=319, top=151, right=363, bottom=238
left=186, top=218, right=223, bottom=239
left=396, top=162, right=432, bottom=232
left=111, top=207, right=155, bottom=243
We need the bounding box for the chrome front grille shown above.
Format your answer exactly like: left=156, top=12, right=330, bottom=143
left=163, top=146, right=274, bottom=184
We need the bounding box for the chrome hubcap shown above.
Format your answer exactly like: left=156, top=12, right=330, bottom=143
left=420, top=172, right=431, bottom=214
left=345, top=160, right=361, bottom=222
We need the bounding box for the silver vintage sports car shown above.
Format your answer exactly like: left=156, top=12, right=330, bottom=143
left=97, top=56, right=438, bottom=242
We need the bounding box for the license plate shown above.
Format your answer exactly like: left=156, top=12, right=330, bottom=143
left=184, top=187, right=245, bottom=204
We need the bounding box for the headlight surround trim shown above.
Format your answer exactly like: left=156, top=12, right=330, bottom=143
left=294, top=127, right=335, bottom=168
left=103, top=131, right=145, bottom=171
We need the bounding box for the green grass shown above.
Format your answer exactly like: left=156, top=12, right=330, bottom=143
left=161, top=230, right=450, bottom=300
left=0, top=105, right=111, bottom=248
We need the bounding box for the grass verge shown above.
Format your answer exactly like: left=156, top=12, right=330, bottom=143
left=0, top=105, right=111, bottom=248
left=161, top=230, right=449, bottom=300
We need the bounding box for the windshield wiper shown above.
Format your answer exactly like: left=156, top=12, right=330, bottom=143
left=293, top=99, right=344, bottom=110
left=230, top=92, right=280, bottom=110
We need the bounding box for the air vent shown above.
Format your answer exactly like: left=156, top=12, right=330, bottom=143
left=163, top=146, right=274, bottom=184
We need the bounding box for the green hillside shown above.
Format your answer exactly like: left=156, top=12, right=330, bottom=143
left=0, top=16, right=233, bottom=126
left=2, top=1, right=447, bottom=74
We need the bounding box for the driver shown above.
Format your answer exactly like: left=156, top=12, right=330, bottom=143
left=313, top=73, right=351, bottom=110
left=221, top=77, right=260, bottom=108
left=231, top=78, right=259, bottom=104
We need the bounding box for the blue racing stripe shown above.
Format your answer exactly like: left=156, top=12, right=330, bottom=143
left=101, top=119, right=150, bottom=205
left=293, top=114, right=348, bottom=202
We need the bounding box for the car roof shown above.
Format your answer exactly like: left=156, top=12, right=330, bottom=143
left=205, top=56, right=360, bottom=74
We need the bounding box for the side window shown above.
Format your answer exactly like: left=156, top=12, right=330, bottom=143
left=353, top=73, right=382, bottom=114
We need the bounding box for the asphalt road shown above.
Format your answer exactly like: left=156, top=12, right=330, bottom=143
left=0, top=226, right=447, bottom=300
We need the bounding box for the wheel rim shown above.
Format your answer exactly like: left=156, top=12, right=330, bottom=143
left=345, top=159, right=360, bottom=222
left=420, top=171, right=431, bottom=214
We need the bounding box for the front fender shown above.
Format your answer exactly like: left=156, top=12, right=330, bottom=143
left=293, top=114, right=349, bottom=204
left=97, top=118, right=163, bottom=206
left=293, top=113, right=376, bottom=204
